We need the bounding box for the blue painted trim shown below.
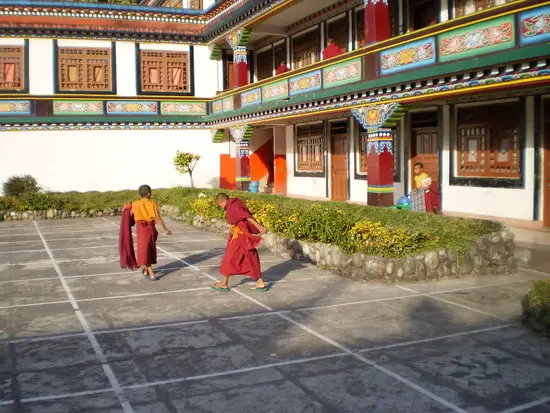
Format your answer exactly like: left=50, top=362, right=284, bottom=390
left=106, top=101, right=159, bottom=115
left=0, top=100, right=32, bottom=115
left=289, top=70, right=322, bottom=96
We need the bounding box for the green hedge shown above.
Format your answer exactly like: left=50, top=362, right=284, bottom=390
left=522, top=280, right=550, bottom=337
left=0, top=187, right=501, bottom=258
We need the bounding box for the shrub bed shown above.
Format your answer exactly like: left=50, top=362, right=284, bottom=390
left=0, top=186, right=501, bottom=260
left=522, top=280, right=550, bottom=337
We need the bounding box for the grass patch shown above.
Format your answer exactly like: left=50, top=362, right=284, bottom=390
left=522, top=280, right=550, bottom=337
left=0, top=186, right=501, bottom=259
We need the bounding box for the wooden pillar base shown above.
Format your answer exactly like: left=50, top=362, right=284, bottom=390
left=367, top=192, right=394, bottom=207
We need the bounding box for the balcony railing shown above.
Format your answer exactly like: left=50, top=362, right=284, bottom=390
left=211, top=0, right=548, bottom=117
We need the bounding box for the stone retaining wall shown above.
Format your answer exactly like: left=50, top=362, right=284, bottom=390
left=1, top=205, right=518, bottom=281
left=159, top=205, right=518, bottom=282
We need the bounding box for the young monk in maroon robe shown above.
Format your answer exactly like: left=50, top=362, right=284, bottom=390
left=212, top=193, right=268, bottom=291
left=131, top=185, right=172, bottom=280
left=322, top=38, right=342, bottom=60
left=275, top=61, right=290, bottom=75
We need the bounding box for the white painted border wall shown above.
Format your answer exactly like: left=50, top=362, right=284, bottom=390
left=441, top=97, right=536, bottom=221
left=0, top=130, right=223, bottom=194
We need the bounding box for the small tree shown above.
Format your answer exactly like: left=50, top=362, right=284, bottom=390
left=173, top=152, right=201, bottom=188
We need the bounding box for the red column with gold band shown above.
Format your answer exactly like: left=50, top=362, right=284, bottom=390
left=233, top=46, right=249, bottom=88
left=366, top=128, right=394, bottom=207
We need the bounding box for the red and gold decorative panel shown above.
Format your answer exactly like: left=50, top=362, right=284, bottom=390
left=0, top=46, right=25, bottom=92
left=58, top=47, right=112, bottom=92
left=140, top=50, right=190, bottom=94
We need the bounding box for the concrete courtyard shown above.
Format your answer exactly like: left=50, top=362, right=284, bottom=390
left=0, top=217, right=549, bottom=413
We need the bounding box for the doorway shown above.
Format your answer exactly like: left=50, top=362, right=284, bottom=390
left=544, top=100, right=550, bottom=227
left=410, top=111, right=439, bottom=190
left=330, top=121, right=349, bottom=201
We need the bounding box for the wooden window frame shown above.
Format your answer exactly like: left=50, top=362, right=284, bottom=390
left=138, top=48, right=191, bottom=95
left=455, top=102, right=522, bottom=180
left=56, top=46, right=114, bottom=94
left=291, top=27, right=321, bottom=70
left=327, top=14, right=349, bottom=54
left=0, top=44, right=26, bottom=93
left=255, top=46, right=274, bottom=82
left=294, top=122, right=325, bottom=176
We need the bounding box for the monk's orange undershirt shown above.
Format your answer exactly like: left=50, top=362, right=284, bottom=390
left=132, top=198, right=158, bottom=223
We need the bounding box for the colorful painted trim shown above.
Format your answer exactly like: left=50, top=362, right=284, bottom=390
left=241, top=88, right=261, bottom=107
left=0, top=122, right=208, bottom=132
left=160, top=101, right=207, bottom=115
left=380, top=37, right=436, bottom=76
left=367, top=185, right=394, bottom=194
left=211, top=129, right=224, bottom=142
left=53, top=101, right=103, bottom=115
left=323, top=58, right=362, bottom=89
left=236, top=176, right=251, bottom=182
left=209, top=43, right=222, bottom=60
left=289, top=70, right=322, bottom=96
left=262, top=79, right=289, bottom=103
left=439, top=15, right=515, bottom=63
left=222, top=97, right=234, bottom=112
left=0, top=100, right=31, bottom=116
left=212, top=100, right=223, bottom=114
left=367, top=140, right=393, bottom=155
left=226, top=28, right=252, bottom=49
left=211, top=63, right=550, bottom=129
left=519, top=6, right=550, bottom=46
left=229, top=124, right=253, bottom=141
left=351, top=103, right=407, bottom=131
left=106, top=101, right=158, bottom=115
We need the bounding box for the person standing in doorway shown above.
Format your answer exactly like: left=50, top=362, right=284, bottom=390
left=413, top=162, right=441, bottom=214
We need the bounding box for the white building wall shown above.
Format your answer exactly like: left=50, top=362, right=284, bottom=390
left=0, top=130, right=223, bottom=194
left=115, top=42, right=137, bottom=96
left=285, top=125, right=327, bottom=198
left=442, top=98, right=536, bottom=221
left=193, top=45, right=218, bottom=97
left=29, top=39, right=54, bottom=95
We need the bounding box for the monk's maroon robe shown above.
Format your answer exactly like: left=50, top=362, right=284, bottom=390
left=119, top=205, right=138, bottom=270
left=323, top=44, right=342, bottom=60
left=219, top=198, right=262, bottom=280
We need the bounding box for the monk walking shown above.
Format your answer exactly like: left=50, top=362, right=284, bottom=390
left=131, top=185, right=172, bottom=280
left=212, top=193, right=268, bottom=291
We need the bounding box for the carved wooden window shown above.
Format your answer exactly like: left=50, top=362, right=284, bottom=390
left=456, top=102, right=521, bottom=178
left=0, top=46, right=25, bottom=91
left=58, top=47, right=112, bottom=92
left=327, top=16, right=349, bottom=54
left=296, top=123, right=324, bottom=172
left=256, top=48, right=273, bottom=81
left=292, top=30, right=320, bottom=69
left=140, top=50, right=189, bottom=93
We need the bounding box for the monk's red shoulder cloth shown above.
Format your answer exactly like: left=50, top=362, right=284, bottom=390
left=119, top=204, right=138, bottom=270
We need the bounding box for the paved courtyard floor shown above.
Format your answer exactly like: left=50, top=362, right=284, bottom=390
left=0, top=217, right=549, bottom=413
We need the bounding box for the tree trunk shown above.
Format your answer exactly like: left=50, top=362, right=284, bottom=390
left=189, top=171, right=194, bottom=188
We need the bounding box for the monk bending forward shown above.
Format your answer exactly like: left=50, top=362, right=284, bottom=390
left=131, top=185, right=172, bottom=280
left=212, top=193, right=268, bottom=291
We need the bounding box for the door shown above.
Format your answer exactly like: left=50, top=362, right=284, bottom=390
left=274, top=154, right=287, bottom=194
left=411, top=127, right=439, bottom=189
left=331, top=134, right=349, bottom=201
left=544, top=101, right=550, bottom=227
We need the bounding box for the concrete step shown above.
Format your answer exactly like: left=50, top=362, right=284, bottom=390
left=511, top=228, right=550, bottom=273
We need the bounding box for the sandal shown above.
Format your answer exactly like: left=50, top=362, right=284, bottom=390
left=250, top=286, right=270, bottom=292
left=210, top=283, right=230, bottom=292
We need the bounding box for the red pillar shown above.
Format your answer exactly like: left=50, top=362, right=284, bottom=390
left=235, top=139, right=251, bottom=191
left=364, top=0, right=390, bottom=45
left=364, top=0, right=391, bottom=79
left=233, top=46, right=249, bottom=88
left=367, top=128, right=394, bottom=207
